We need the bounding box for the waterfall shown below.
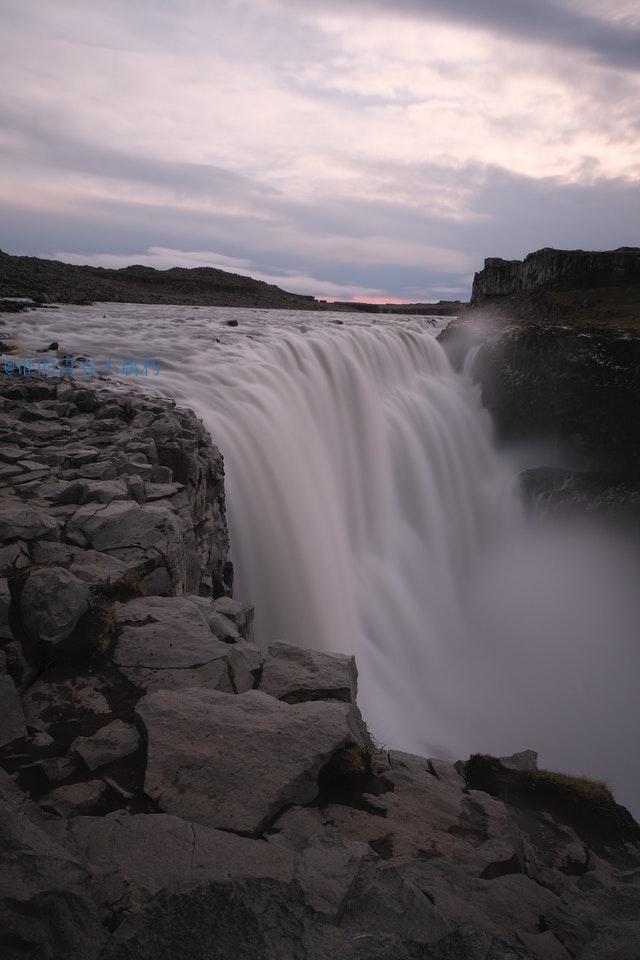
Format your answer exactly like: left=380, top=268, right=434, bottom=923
left=12, top=306, right=640, bottom=809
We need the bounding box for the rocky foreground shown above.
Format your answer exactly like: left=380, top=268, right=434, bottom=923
left=2, top=369, right=640, bottom=960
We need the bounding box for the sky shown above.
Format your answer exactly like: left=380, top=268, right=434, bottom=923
left=1, top=0, right=639, bottom=302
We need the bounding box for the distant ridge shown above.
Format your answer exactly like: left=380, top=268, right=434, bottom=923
left=0, top=250, right=319, bottom=310
left=0, top=250, right=466, bottom=314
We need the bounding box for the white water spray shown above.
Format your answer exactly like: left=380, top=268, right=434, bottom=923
left=11, top=306, right=640, bottom=810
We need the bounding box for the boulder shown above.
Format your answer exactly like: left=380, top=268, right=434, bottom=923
left=136, top=688, right=369, bottom=836
left=66, top=501, right=186, bottom=592
left=71, top=720, right=140, bottom=771
left=113, top=596, right=231, bottom=691
left=259, top=640, right=357, bottom=704
left=20, top=566, right=90, bottom=650
left=226, top=640, right=264, bottom=692
left=0, top=502, right=58, bottom=541
left=42, top=780, right=107, bottom=817
left=0, top=798, right=105, bottom=960
left=98, top=876, right=445, bottom=960
left=499, top=749, right=538, bottom=772
left=58, top=812, right=294, bottom=918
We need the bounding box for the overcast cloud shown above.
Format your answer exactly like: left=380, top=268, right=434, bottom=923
left=0, top=0, right=638, bottom=301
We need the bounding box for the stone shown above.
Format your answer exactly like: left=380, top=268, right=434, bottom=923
left=80, top=479, right=129, bottom=504
left=213, top=595, right=254, bottom=640
left=60, top=812, right=294, bottom=918
left=113, top=596, right=231, bottom=691
left=0, top=502, right=58, bottom=541
left=41, top=779, right=107, bottom=817
left=98, top=876, right=450, bottom=960
left=37, top=757, right=78, bottom=783
left=0, top=798, right=106, bottom=959
left=144, top=481, right=182, bottom=501
left=20, top=566, right=90, bottom=649
left=0, top=674, right=27, bottom=745
left=227, top=640, right=264, bottom=692
left=79, top=459, right=118, bottom=479
left=21, top=420, right=71, bottom=440
left=22, top=676, right=111, bottom=727
left=294, top=831, right=373, bottom=916
left=126, top=474, right=145, bottom=503
left=66, top=500, right=186, bottom=592
left=259, top=640, right=357, bottom=704
left=499, top=749, right=538, bottom=772
left=136, top=688, right=368, bottom=836
left=71, top=719, right=140, bottom=771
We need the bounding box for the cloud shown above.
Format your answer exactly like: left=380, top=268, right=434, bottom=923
left=0, top=0, right=638, bottom=301
left=272, top=0, right=640, bottom=72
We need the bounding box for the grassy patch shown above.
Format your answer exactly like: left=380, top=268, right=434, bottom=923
left=464, top=754, right=640, bottom=850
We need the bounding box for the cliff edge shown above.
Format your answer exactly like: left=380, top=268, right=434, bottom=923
left=1, top=367, right=639, bottom=960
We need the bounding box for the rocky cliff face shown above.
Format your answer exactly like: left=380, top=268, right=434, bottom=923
left=472, top=326, right=640, bottom=476
left=1, top=368, right=640, bottom=960
left=471, top=247, right=640, bottom=303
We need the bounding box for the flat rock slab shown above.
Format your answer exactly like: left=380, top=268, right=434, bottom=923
left=66, top=499, right=182, bottom=552
left=72, top=719, right=140, bottom=771
left=57, top=812, right=294, bottom=916
left=0, top=502, right=58, bottom=541
left=259, top=640, right=357, bottom=704
left=114, top=596, right=231, bottom=691
left=136, top=688, right=365, bottom=836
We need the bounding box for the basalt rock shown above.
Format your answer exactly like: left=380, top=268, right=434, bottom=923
left=1, top=367, right=639, bottom=960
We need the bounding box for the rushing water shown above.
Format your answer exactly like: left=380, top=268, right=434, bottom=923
left=8, top=305, right=640, bottom=811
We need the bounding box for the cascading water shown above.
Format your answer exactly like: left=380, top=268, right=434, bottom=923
left=12, top=305, right=640, bottom=811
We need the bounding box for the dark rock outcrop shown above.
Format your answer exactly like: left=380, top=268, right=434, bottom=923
left=0, top=250, right=319, bottom=310
left=1, top=366, right=639, bottom=960
left=471, top=325, right=640, bottom=475
left=472, top=247, right=640, bottom=304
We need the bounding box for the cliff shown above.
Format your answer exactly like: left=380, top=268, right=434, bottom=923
left=0, top=250, right=320, bottom=310
left=469, top=246, right=640, bottom=330
left=1, top=363, right=640, bottom=960
left=472, top=247, right=640, bottom=302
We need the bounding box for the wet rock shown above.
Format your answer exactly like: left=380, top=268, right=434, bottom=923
left=20, top=566, right=90, bottom=650
left=259, top=640, right=357, bottom=704
left=0, top=674, right=27, bottom=746
left=136, top=688, right=369, bottom=836
left=71, top=719, right=140, bottom=771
